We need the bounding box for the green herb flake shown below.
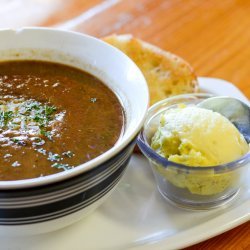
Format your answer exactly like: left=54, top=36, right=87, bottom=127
left=36, top=148, right=46, bottom=155
left=41, top=130, right=53, bottom=140
left=11, top=138, right=20, bottom=143
left=0, top=111, right=14, bottom=127
left=62, top=151, right=74, bottom=158
left=90, top=98, right=97, bottom=103
left=32, top=137, right=45, bottom=146
left=45, top=105, right=57, bottom=116
left=51, top=163, right=72, bottom=171
left=48, top=152, right=61, bottom=162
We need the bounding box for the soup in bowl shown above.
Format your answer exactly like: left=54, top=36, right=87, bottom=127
left=0, top=27, right=149, bottom=235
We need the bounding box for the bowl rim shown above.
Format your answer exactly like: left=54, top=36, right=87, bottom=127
left=0, top=27, right=149, bottom=189
left=137, top=93, right=250, bottom=172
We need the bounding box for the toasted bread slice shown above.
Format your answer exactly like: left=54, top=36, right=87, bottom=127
left=103, top=34, right=199, bottom=106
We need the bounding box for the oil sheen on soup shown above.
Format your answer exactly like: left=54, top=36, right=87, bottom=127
left=0, top=61, right=124, bottom=180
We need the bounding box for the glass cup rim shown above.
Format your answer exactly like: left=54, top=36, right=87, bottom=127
left=137, top=93, right=250, bottom=172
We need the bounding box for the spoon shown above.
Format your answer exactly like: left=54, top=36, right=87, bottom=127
left=197, top=96, right=250, bottom=143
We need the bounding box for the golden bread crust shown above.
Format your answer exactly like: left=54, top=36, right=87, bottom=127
left=103, top=34, right=199, bottom=106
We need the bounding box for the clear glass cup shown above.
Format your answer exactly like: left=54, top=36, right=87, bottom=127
left=137, top=93, right=250, bottom=210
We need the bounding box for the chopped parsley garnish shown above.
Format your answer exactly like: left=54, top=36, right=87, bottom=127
left=0, top=111, right=14, bottom=127
left=90, top=97, right=97, bottom=103
left=0, top=99, right=57, bottom=140
left=47, top=152, right=61, bottom=162
left=62, top=151, right=74, bottom=158
left=10, top=137, right=26, bottom=146
left=0, top=98, right=62, bottom=142
left=26, top=102, right=57, bottom=130
left=40, top=129, right=53, bottom=140
left=31, top=137, right=45, bottom=146
left=45, top=105, right=57, bottom=117
left=11, top=138, right=20, bottom=143
left=51, top=163, right=72, bottom=171
left=36, top=148, right=46, bottom=155
left=0, top=97, right=70, bottom=171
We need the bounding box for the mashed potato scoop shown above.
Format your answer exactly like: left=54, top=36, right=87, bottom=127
left=198, top=96, right=250, bottom=143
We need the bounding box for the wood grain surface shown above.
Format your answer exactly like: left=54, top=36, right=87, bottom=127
left=1, top=0, right=249, bottom=249
left=62, top=0, right=250, bottom=99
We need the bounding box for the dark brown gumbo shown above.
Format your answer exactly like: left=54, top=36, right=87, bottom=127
left=0, top=61, right=124, bottom=180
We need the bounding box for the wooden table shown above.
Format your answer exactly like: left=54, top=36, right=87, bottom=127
left=1, top=0, right=249, bottom=249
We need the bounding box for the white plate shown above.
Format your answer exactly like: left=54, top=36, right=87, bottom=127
left=2, top=77, right=250, bottom=250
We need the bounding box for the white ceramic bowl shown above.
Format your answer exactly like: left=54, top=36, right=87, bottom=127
left=0, top=27, right=149, bottom=235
